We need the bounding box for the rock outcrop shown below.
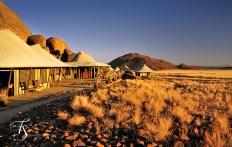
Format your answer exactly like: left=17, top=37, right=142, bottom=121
left=0, top=1, right=75, bottom=59
left=46, top=37, right=72, bottom=55
left=27, top=34, right=46, bottom=47
left=68, top=53, right=77, bottom=62
left=177, top=63, right=202, bottom=70
left=0, top=1, right=32, bottom=42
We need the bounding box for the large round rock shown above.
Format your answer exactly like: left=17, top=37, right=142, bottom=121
left=46, top=37, right=72, bottom=55
left=27, top=34, right=47, bottom=47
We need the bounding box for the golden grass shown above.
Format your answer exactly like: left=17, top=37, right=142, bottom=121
left=144, top=117, right=173, bottom=142
left=71, top=95, right=90, bottom=110
left=57, top=110, right=70, bottom=120
left=227, top=103, right=232, bottom=115
left=71, top=95, right=105, bottom=119
left=87, top=104, right=105, bottom=118
left=68, top=114, right=86, bottom=126
left=92, top=88, right=109, bottom=102
left=69, top=77, right=232, bottom=146
left=133, top=107, right=141, bottom=125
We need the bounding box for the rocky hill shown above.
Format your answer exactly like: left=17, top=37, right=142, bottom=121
left=0, top=1, right=32, bottom=42
left=108, top=53, right=202, bottom=70
left=177, top=63, right=202, bottom=70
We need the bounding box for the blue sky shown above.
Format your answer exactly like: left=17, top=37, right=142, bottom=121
left=2, top=0, right=232, bottom=66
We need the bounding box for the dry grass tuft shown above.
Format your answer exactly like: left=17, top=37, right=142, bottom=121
left=57, top=110, right=70, bottom=120
left=68, top=114, right=86, bottom=126
left=71, top=95, right=105, bottom=118
left=144, top=117, right=173, bottom=142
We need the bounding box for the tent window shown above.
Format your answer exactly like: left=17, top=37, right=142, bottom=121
left=40, top=69, right=47, bottom=83
left=19, top=69, right=35, bottom=85
left=65, top=68, right=71, bottom=75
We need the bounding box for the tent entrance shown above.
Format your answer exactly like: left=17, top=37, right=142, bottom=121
left=0, top=71, right=14, bottom=96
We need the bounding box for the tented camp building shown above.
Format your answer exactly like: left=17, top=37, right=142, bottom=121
left=67, top=51, right=110, bottom=79
left=0, top=29, right=71, bottom=96
left=120, top=65, right=130, bottom=72
left=30, top=44, right=71, bottom=83
left=134, top=64, right=153, bottom=77
left=114, top=67, right=120, bottom=72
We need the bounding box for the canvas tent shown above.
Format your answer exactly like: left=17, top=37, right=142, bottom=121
left=30, top=44, right=71, bottom=67
left=114, top=67, right=120, bottom=72
left=120, top=65, right=130, bottom=72
left=70, top=51, right=96, bottom=63
left=134, top=64, right=153, bottom=77
left=109, top=66, right=114, bottom=71
left=69, top=51, right=110, bottom=67
left=31, top=44, right=72, bottom=86
left=67, top=51, right=110, bottom=79
left=0, top=29, right=71, bottom=68
left=0, top=29, right=71, bottom=96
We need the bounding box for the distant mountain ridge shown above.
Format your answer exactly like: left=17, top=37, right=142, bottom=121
left=108, top=53, right=202, bottom=70
left=200, top=65, right=232, bottom=69
left=220, top=66, right=232, bottom=69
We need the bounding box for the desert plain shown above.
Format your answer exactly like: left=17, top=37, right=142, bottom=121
left=0, top=69, right=232, bottom=147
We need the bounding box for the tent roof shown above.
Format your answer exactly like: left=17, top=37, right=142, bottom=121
left=68, top=51, right=110, bottom=67
left=114, top=67, right=120, bottom=71
left=109, top=66, right=114, bottom=71
left=70, top=51, right=96, bottom=62
left=0, top=29, right=70, bottom=68
left=98, top=62, right=110, bottom=67
left=120, top=65, right=130, bottom=71
left=134, top=64, right=153, bottom=72
left=30, top=44, right=71, bottom=67
left=66, top=61, right=110, bottom=67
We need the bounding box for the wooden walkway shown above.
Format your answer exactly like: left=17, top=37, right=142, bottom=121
left=0, top=79, right=99, bottom=111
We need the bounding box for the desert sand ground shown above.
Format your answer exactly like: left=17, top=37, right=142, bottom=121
left=154, top=69, right=232, bottom=78
left=0, top=70, right=232, bottom=147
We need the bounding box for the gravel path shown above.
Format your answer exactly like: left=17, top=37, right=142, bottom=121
left=0, top=90, right=81, bottom=124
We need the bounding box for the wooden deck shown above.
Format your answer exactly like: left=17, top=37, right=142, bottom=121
left=0, top=79, right=100, bottom=111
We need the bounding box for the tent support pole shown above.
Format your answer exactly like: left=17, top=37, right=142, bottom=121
left=6, top=68, right=13, bottom=96
left=52, top=68, right=56, bottom=87
left=63, top=67, right=67, bottom=80
left=26, top=68, right=32, bottom=94
left=57, top=67, right=62, bottom=86
left=46, top=68, right=52, bottom=90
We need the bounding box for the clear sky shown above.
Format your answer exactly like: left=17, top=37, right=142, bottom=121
left=2, top=0, right=232, bottom=66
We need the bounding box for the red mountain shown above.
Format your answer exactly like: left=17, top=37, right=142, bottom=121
left=108, top=53, right=202, bottom=70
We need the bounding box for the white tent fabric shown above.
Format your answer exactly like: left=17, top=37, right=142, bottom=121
left=30, top=44, right=71, bottom=67
left=0, top=29, right=71, bottom=68
left=67, top=61, right=109, bottom=67
left=120, top=65, right=130, bottom=71
left=114, top=67, right=120, bottom=71
left=70, top=51, right=96, bottom=62
left=134, top=64, right=153, bottom=72
left=109, top=66, right=114, bottom=71
left=68, top=51, right=110, bottom=67
left=98, top=62, right=110, bottom=67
